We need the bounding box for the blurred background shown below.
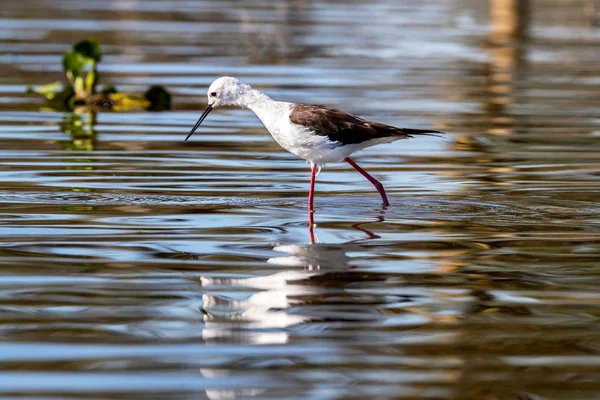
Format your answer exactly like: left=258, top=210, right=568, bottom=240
left=1, top=0, right=599, bottom=399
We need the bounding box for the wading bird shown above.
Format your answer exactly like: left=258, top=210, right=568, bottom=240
left=186, top=77, right=441, bottom=210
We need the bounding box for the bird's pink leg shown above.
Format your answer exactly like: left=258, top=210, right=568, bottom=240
left=308, top=210, right=316, bottom=244
left=308, top=163, right=317, bottom=211
left=344, top=157, right=390, bottom=207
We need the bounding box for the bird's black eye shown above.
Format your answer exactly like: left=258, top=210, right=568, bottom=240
left=210, top=91, right=217, bottom=97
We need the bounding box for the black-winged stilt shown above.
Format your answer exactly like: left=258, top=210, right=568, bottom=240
left=186, top=76, right=441, bottom=210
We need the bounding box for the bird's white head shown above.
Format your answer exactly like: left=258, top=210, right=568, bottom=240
left=206, top=76, right=248, bottom=108
left=185, top=76, right=253, bottom=142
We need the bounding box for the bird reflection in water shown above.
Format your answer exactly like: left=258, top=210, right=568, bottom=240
left=199, top=211, right=384, bottom=399
left=268, top=210, right=383, bottom=270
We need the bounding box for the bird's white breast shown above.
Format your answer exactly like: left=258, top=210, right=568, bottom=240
left=252, top=102, right=336, bottom=164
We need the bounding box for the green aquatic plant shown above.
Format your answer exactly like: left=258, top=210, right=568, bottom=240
left=27, top=39, right=171, bottom=111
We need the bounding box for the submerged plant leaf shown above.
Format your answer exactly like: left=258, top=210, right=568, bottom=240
left=102, top=86, right=118, bottom=95
left=28, top=82, right=75, bottom=110
left=62, top=51, right=84, bottom=77
left=73, top=40, right=102, bottom=63
left=27, top=81, right=64, bottom=99
left=144, top=86, right=172, bottom=111
left=107, top=92, right=151, bottom=111
left=84, top=69, right=97, bottom=95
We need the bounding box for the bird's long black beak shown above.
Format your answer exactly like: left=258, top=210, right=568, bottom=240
left=185, top=104, right=213, bottom=142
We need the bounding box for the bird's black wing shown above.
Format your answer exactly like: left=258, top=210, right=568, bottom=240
left=289, top=104, right=441, bottom=145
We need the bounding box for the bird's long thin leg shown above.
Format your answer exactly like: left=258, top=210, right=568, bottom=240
left=308, top=210, right=316, bottom=244
left=308, top=162, right=317, bottom=211
left=344, top=157, right=390, bottom=207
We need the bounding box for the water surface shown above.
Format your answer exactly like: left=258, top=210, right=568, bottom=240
left=1, top=0, right=600, bottom=398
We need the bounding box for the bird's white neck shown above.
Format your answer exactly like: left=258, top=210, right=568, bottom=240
left=232, top=84, right=274, bottom=111
left=233, top=85, right=289, bottom=135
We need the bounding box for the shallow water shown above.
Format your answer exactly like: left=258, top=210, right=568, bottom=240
left=1, top=0, right=600, bottom=398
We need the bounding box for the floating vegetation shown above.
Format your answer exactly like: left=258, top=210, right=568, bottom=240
left=27, top=39, right=171, bottom=112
